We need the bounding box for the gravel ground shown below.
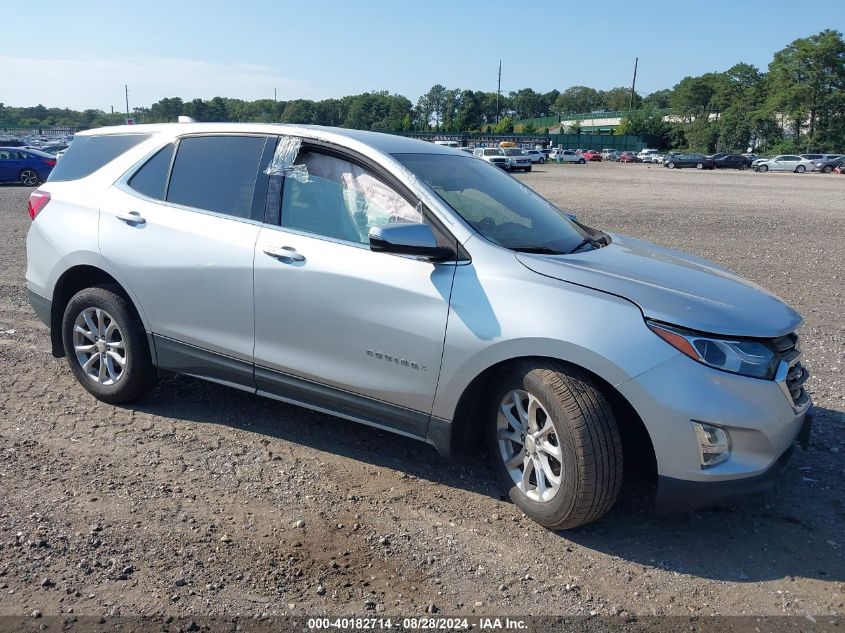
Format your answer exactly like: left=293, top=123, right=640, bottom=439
left=0, top=163, right=843, bottom=620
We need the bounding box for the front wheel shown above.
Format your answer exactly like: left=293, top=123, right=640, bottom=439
left=487, top=361, right=623, bottom=530
left=822, top=166, right=832, bottom=173
left=62, top=286, right=157, bottom=404
left=795, top=165, right=806, bottom=173
left=696, top=162, right=704, bottom=170
left=19, top=169, right=39, bottom=186
left=525, top=166, right=532, bottom=172
left=578, top=158, right=585, bottom=164
left=539, top=157, right=545, bottom=164
left=667, top=162, right=675, bottom=169
left=758, top=165, right=768, bottom=172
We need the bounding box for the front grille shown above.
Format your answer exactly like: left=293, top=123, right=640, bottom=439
left=771, top=333, right=809, bottom=406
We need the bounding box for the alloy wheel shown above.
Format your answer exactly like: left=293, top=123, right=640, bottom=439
left=20, top=169, right=38, bottom=186
left=72, top=307, right=127, bottom=385
left=497, top=389, right=563, bottom=503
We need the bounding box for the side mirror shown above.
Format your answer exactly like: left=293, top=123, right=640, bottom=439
left=369, top=223, right=455, bottom=261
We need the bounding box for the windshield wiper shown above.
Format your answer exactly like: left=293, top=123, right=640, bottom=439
left=511, top=246, right=563, bottom=255
left=568, top=234, right=608, bottom=254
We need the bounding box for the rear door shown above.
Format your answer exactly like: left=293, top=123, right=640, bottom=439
left=100, top=134, right=275, bottom=384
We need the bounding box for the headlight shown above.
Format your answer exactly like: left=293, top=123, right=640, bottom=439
left=647, top=321, right=779, bottom=379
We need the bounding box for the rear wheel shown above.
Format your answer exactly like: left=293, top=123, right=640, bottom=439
left=795, top=165, right=806, bottom=173
left=539, top=157, right=546, bottom=164
left=738, top=163, right=748, bottom=171
left=525, top=166, right=532, bottom=172
left=822, top=165, right=832, bottom=173
left=696, top=162, right=704, bottom=170
left=578, top=158, right=585, bottom=164
left=62, top=286, right=157, bottom=404
left=487, top=361, right=623, bottom=530
left=19, top=169, right=39, bottom=186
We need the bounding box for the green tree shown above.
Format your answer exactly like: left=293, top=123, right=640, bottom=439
left=553, top=86, right=606, bottom=114
left=601, top=86, right=642, bottom=111
left=494, top=116, right=514, bottom=133
left=767, top=29, right=845, bottom=150
left=643, top=89, right=672, bottom=109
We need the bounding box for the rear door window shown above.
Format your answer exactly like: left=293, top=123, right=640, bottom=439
left=48, top=134, right=150, bottom=182
left=166, top=135, right=268, bottom=219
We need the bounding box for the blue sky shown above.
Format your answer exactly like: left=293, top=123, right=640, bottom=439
left=2, top=1, right=842, bottom=110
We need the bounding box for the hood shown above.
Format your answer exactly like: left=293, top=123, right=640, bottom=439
left=516, top=233, right=802, bottom=338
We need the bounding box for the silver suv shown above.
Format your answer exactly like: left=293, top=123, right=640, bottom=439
left=25, top=124, right=812, bottom=529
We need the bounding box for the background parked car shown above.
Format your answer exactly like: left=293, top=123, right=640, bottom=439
left=712, top=154, right=753, bottom=170
left=600, top=148, right=618, bottom=160
left=618, top=151, right=639, bottom=163
left=637, top=148, right=661, bottom=163
left=551, top=149, right=586, bottom=164
left=501, top=148, right=532, bottom=172
left=523, top=149, right=547, bottom=164
left=813, top=156, right=844, bottom=172
left=473, top=147, right=509, bottom=169
left=663, top=153, right=716, bottom=169
left=0, top=147, right=57, bottom=185
left=582, top=150, right=602, bottom=161
left=755, top=155, right=816, bottom=173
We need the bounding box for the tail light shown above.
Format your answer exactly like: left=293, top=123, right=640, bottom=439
left=43, top=158, right=57, bottom=166
left=28, top=190, right=51, bottom=220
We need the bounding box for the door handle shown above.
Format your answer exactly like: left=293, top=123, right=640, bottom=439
left=263, top=245, right=305, bottom=262
left=116, top=211, right=146, bottom=225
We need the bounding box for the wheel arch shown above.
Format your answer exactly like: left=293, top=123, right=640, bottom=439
left=49, top=264, right=150, bottom=361
left=444, top=354, right=657, bottom=482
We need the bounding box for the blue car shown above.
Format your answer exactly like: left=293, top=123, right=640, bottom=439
left=0, top=147, right=57, bottom=186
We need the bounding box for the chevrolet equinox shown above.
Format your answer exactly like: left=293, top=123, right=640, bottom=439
left=25, top=124, right=812, bottom=529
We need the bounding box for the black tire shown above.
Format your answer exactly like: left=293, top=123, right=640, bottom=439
left=758, top=165, right=768, bottom=172
left=539, top=157, right=546, bottom=164
left=795, top=165, right=806, bottom=173
left=822, top=166, right=832, bottom=173
left=525, top=166, right=532, bottom=172
left=19, top=169, right=39, bottom=186
left=696, top=162, right=704, bottom=170
left=578, top=158, right=585, bottom=164
left=62, top=285, right=156, bottom=404
left=738, top=163, right=748, bottom=171
left=486, top=361, right=623, bottom=530
left=667, top=162, right=675, bottom=169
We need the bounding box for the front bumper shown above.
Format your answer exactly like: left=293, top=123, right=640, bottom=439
left=655, top=410, right=812, bottom=514
left=616, top=352, right=812, bottom=511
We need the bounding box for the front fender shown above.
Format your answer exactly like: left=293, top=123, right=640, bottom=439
left=431, top=252, right=678, bottom=422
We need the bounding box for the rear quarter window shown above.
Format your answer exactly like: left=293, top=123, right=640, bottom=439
left=128, top=144, right=175, bottom=200
left=48, top=134, right=150, bottom=182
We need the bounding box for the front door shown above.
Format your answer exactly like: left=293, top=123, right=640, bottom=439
left=253, top=146, right=457, bottom=438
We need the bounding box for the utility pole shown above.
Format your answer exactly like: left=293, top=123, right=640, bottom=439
left=628, top=58, right=638, bottom=111
left=274, top=88, right=277, bottom=102
left=110, top=105, right=114, bottom=124
left=125, top=84, right=130, bottom=118
left=496, top=60, right=501, bottom=125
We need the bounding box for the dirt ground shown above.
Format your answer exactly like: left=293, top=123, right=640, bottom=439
left=0, top=162, right=842, bottom=620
